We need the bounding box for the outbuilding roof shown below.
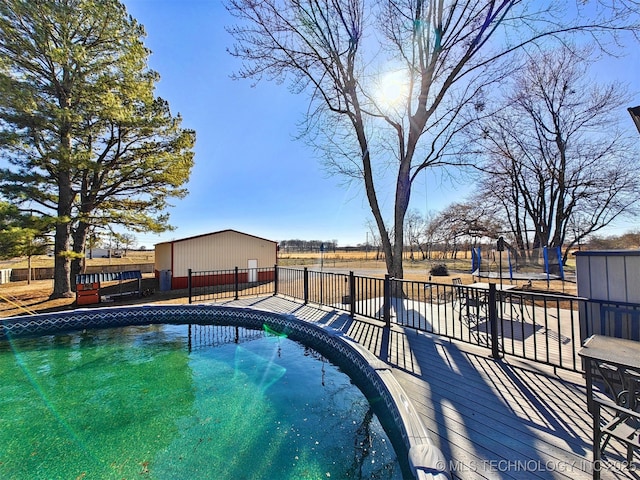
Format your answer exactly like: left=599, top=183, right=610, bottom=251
left=154, top=229, right=277, bottom=247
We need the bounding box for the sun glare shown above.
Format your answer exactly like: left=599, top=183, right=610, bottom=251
left=376, top=70, right=409, bottom=111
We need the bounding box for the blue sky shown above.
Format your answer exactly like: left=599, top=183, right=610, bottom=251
left=123, top=0, right=387, bottom=248
left=122, top=0, right=640, bottom=249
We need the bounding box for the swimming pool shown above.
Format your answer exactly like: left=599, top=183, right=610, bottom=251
left=1, top=323, right=402, bottom=479
left=0, top=304, right=448, bottom=479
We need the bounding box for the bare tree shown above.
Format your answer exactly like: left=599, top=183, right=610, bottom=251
left=226, top=0, right=639, bottom=278
left=116, top=233, right=137, bottom=256
left=365, top=219, right=383, bottom=260
left=421, top=210, right=442, bottom=260
left=467, top=45, right=640, bottom=262
left=433, top=202, right=501, bottom=258
left=404, top=209, right=425, bottom=260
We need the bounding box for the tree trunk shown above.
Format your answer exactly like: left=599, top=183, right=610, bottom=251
left=50, top=118, right=74, bottom=299
left=51, top=218, right=73, bottom=298
left=71, top=221, right=89, bottom=280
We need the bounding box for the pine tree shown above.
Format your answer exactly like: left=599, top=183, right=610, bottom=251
left=0, top=0, right=195, bottom=297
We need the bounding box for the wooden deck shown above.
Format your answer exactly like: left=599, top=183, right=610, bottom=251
left=216, top=295, right=638, bottom=480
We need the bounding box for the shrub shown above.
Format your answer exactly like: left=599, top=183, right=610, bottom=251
left=430, top=264, right=448, bottom=276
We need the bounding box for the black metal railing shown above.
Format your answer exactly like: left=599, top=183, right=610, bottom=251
left=188, top=266, right=276, bottom=302
left=384, top=279, right=587, bottom=371
left=187, top=266, right=639, bottom=373
left=353, top=274, right=387, bottom=322
left=582, top=298, right=640, bottom=340
left=498, top=289, right=583, bottom=371
left=274, top=266, right=304, bottom=300
left=307, top=269, right=350, bottom=307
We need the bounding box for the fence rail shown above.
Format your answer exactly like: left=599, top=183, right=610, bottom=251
left=188, top=266, right=275, bottom=302
left=187, top=266, right=640, bottom=373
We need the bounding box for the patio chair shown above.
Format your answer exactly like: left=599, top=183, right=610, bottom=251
left=592, top=394, right=640, bottom=479
left=454, top=281, right=487, bottom=319
left=450, top=278, right=463, bottom=306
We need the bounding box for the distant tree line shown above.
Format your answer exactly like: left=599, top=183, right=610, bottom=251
left=277, top=226, right=637, bottom=265
left=586, top=231, right=640, bottom=251
left=279, top=239, right=338, bottom=253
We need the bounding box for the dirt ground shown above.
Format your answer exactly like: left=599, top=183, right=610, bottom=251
left=0, top=274, right=190, bottom=318
left=0, top=265, right=576, bottom=319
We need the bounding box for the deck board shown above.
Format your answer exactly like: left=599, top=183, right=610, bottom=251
left=218, top=296, right=636, bottom=480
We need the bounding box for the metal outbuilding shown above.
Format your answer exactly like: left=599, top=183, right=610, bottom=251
left=154, top=229, right=278, bottom=290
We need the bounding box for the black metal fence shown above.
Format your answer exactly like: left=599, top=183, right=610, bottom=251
left=187, top=266, right=640, bottom=373
left=188, top=266, right=275, bottom=302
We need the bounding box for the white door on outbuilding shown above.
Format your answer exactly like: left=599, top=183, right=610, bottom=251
left=248, top=259, right=258, bottom=283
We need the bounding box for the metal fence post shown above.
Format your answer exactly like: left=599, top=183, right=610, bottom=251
left=488, top=283, right=501, bottom=359
left=384, top=274, right=391, bottom=328
left=303, top=267, right=309, bottom=304
left=188, top=268, right=192, bottom=304
left=273, top=265, right=278, bottom=296
left=234, top=266, right=239, bottom=300
left=349, top=271, right=355, bottom=317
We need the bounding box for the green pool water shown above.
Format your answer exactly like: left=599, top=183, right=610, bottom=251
left=0, top=324, right=403, bottom=479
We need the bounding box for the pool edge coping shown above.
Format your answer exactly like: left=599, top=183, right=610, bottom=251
left=1, top=303, right=449, bottom=479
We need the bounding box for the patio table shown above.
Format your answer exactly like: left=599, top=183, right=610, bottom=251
left=578, top=334, right=640, bottom=478
left=578, top=334, right=640, bottom=414
left=468, top=282, right=516, bottom=290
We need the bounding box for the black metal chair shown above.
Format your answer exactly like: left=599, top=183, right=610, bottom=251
left=592, top=368, right=640, bottom=479
left=450, top=277, right=463, bottom=306
left=452, top=280, right=491, bottom=346
left=454, top=282, right=487, bottom=322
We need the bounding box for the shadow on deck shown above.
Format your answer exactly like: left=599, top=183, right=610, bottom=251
left=217, top=295, right=636, bottom=480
